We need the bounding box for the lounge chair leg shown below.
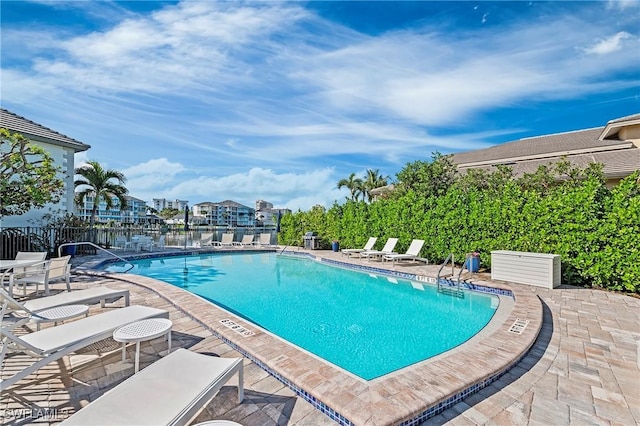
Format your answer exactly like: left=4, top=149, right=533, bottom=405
left=238, top=362, right=244, bottom=403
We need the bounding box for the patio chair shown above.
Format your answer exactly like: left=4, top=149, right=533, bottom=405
left=14, top=255, right=72, bottom=296
left=214, top=232, right=235, bottom=247
left=60, top=348, right=244, bottom=425
left=156, top=235, right=166, bottom=250
left=113, top=236, right=133, bottom=250
left=0, top=305, right=168, bottom=391
left=360, top=237, right=398, bottom=260
left=341, top=237, right=378, bottom=257
left=1, top=252, right=48, bottom=296
left=382, top=239, right=427, bottom=265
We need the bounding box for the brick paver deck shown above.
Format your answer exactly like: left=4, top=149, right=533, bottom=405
left=1, top=247, right=638, bottom=425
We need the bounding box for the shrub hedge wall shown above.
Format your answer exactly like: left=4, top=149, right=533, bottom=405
left=279, top=168, right=639, bottom=293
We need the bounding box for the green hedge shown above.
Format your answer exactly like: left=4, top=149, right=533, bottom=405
left=279, top=170, right=640, bottom=293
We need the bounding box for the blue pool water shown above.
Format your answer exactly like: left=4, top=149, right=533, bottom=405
left=104, top=252, right=498, bottom=380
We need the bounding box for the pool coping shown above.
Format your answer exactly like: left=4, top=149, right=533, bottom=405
left=81, top=249, right=542, bottom=426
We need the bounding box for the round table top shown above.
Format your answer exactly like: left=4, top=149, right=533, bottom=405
left=192, top=421, right=243, bottom=426
left=113, top=318, right=173, bottom=343
left=33, top=304, right=89, bottom=323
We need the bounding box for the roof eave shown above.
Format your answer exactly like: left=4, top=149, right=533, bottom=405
left=599, top=118, right=640, bottom=140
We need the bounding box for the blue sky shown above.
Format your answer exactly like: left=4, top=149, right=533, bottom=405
left=2, top=1, right=639, bottom=211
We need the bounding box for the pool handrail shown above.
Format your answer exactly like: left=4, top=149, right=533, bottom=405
left=58, top=242, right=135, bottom=273
left=437, top=253, right=463, bottom=296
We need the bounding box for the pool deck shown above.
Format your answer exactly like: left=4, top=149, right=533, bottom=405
left=1, top=247, right=639, bottom=425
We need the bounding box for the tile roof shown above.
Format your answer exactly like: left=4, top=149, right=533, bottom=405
left=460, top=147, right=640, bottom=180
left=0, top=108, right=90, bottom=152
left=452, top=127, right=614, bottom=165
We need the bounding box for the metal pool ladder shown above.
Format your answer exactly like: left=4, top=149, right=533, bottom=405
left=437, top=253, right=464, bottom=297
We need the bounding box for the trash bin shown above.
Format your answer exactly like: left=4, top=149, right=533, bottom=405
left=331, top=241, right=340, bottom=252
left=466, top=254, right=480, bottom=272
left=62, top=244, right=77, bottom=257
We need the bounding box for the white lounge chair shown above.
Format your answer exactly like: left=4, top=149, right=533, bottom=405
left=198, top=233, right=214, bottom=247
left=14, top=255, right=72, bottom=296
left=382, top=239, right=427, bottom=265
left=341, top=237, right=377, bottom=257
left=235, top=234, right=256, bottom=246
left=257, top=233, right=276, bottom=247
left=214, top=232, right=235, bottom=247
left=1, top=286, right=130, bottom=330
left=60, top=348, right=243, bottom=426
left=0, top=305, right=168, bottom=391
left=360, top=238, right=399, bottom=260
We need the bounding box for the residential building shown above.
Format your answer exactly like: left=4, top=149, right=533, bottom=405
left=255, top=200, right=291, bottom=226
left=192, top=200, right=255, bottom=227
left=452, top=113, right=640, bottom=187
left=76, top=195, right=153, bottom=225
left=0, top=108, right=91, bottom=227
left=152, top=198, right=188, bottom=212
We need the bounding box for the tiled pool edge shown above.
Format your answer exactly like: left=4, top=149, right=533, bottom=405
left=81, top=251, right=542, bottom=426
left=78, top=269, right=357, bottom=425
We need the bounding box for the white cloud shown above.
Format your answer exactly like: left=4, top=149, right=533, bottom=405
left=5, top=1, right=640, bottom=212
left=126, top=166, right=346, bottom=211
left=584, top=32, right=632, bottom=55
left=122, top=158, right=186, bottom=193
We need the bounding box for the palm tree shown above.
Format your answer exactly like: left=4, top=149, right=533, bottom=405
left=74, top=161, right=129, bottom=231
left=363, top=169, right=389, bottom=202
left=337, top=173, right=364, bottom=202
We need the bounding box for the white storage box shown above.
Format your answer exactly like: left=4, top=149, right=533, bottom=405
left=491, top=250, right=561, bottom=289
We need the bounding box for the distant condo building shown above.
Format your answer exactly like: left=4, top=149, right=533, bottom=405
left=192, top=200, right=255, bottom=227
left=76, top=195, right=158, bottom=225
left=152, top=198, right=189, bottom=212
left=255, top=200, right=291, bottom=226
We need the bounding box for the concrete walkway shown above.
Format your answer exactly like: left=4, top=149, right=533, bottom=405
left=1, top=248, right=638, bottom=425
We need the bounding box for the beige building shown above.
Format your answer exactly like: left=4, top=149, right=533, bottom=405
left=0, top=108, right=91, bottom=227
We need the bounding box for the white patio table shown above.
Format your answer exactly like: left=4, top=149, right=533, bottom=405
left=113, top=318, right=173, bottom=374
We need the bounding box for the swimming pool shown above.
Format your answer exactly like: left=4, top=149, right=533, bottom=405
left=104, top=252, right=499, bottom=380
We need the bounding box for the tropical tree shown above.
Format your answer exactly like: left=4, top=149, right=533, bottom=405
left=337, top=172, right=364, bottom=201
left=158, top=207, right=180, bottom=220
left=395, top=152, right=457, bottom=198
left=74, top=160, right=129, bottom=230
left=362, top=169, right=389, bottom=202
left=0, top=128, right=65, bottom=217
